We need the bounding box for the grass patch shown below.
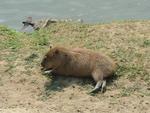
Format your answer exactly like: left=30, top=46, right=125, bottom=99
left=0, top=25, right=19, bottom=37
left=1, top=38, right=22, bottom=50
left=142, top=39, right=150, bottom=47
left=29, top=31, right=50, bottom=46
left=0, top=25, right=24, bottom=50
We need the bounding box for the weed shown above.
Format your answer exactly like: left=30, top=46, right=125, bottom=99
left=142, top=39, right=150, bottom=47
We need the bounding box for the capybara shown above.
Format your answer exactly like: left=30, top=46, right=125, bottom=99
left=41, top=46, right=117, bottom=93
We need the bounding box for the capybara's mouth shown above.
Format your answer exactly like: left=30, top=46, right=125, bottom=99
left=41, top=67, right=53, bottom=74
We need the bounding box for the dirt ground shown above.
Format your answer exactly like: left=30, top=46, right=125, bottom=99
left=0, top=21, right=150, bottom=113
left=0, top=50, right=149, bottom=113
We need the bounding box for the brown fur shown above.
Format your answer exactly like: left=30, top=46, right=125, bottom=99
left=41, top=46, right=117, bottom=93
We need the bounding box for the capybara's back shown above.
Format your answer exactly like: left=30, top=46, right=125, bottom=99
left=70, top=48, right=116, bottom=78
left=41, top=46, right=117, bottom=93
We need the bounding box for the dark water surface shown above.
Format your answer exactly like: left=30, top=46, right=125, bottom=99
left=0, top=0, right=150, bottom=30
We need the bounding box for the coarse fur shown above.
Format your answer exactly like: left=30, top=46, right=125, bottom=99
left=41, top=46, right=117, bottom=93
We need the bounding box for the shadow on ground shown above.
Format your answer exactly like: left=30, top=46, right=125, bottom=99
left=44, top=73, right=118, bottom=94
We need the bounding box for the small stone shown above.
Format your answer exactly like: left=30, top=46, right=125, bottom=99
left=147, top=87, right=150, bottom=90
left=72, top=85, right=75, bottom=88
left=108, top=106, right=111, bottom=108
left=69, top=97, right=72, bottom=100
left=145, top=102, right=149, bottom=105
left=77, top=109, right=81, bottom=112
left=110, top=95, right=114, bottom=97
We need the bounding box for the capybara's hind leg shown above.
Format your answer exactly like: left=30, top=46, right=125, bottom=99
left=101, top=80, right=106, bottom=93
left=90, top=70, right=104, bottom=93
left=90, top=80, right=103, bottom=93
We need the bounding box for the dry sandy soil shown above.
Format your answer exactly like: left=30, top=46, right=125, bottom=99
left=0, top=21, right=150, bottom=113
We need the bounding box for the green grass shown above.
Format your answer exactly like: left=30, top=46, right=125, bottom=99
left=0, top=25, right=24, bottom=50
left=143, top=39, right=150, bottom=47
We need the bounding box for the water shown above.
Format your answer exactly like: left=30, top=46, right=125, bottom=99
left=0, top=0, right=150, bottom=30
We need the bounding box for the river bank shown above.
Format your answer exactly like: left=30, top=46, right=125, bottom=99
left=0, top=20, right=150, bottom=113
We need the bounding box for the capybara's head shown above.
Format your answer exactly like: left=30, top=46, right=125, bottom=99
left=41, top=47, right=68, bottom=72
